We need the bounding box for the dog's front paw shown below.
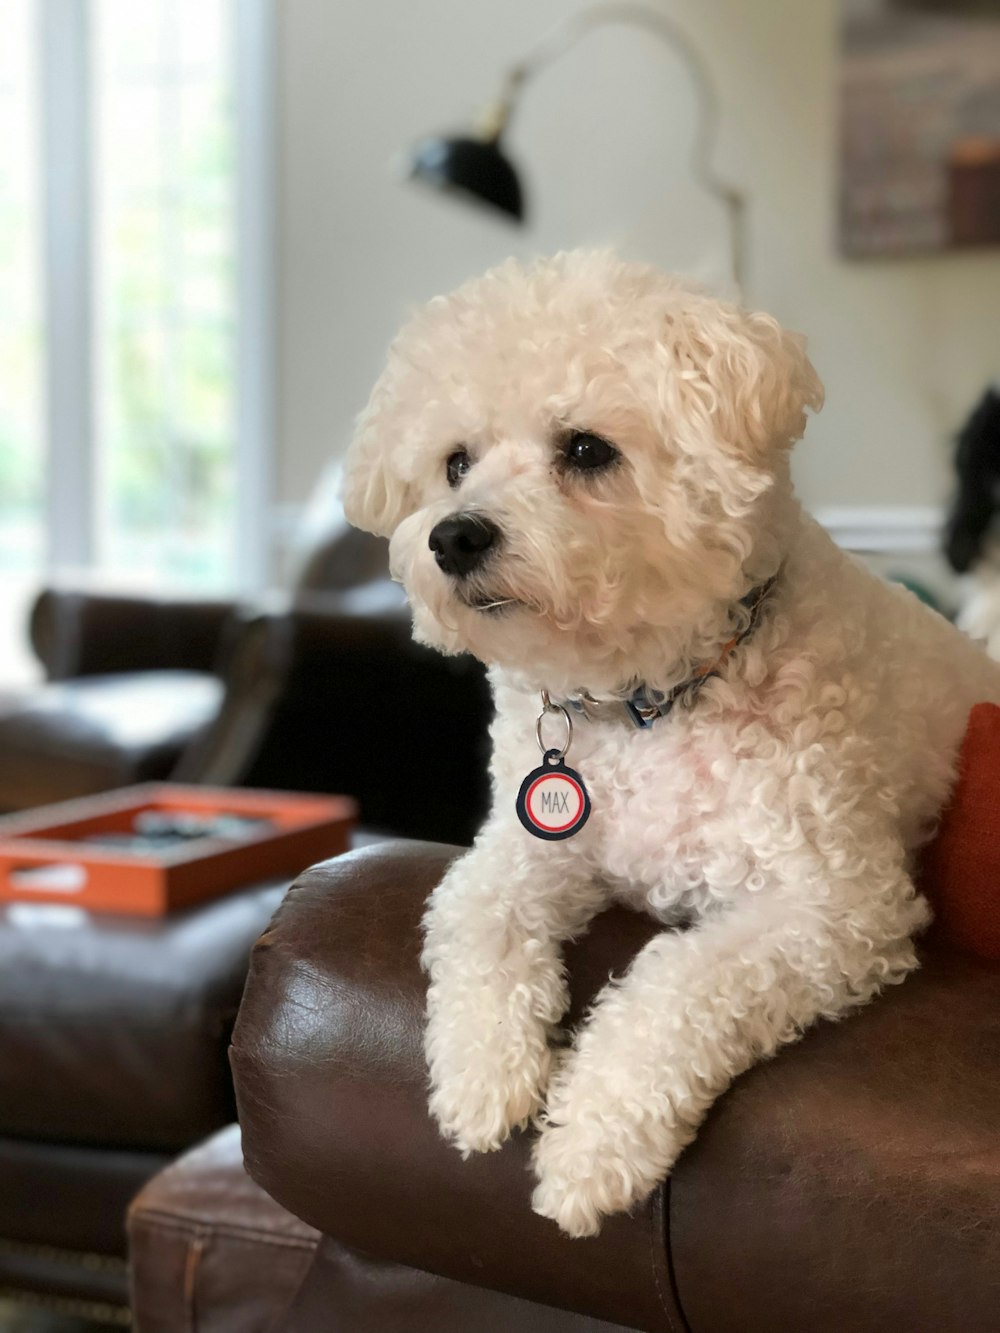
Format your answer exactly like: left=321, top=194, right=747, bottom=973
left=424, top=961, right=563, bottom=1154
left=429, top=1058, right=549, bottom=1154
left=531, top=1104, right=684, bottom=1238
left=531, top=1122, right=635, bottom=1237
left=428, top=1040, right=551, bottom=1154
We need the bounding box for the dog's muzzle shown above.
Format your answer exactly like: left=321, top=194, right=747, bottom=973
left=428, top=513, right=501, bottom=578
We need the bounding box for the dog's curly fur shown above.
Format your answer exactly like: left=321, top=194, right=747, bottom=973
left=343, top=251, right=1000, bottom=1237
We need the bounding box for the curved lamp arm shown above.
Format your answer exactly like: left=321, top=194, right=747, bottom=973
left=477, top=1, right=747, bottom=292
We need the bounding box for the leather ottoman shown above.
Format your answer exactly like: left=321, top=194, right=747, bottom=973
left=128, top=1125, right=632, bottom=1333
left=129, top=1124, right=319, bottom=1332
left=0, top=877, right=288, bottom=1317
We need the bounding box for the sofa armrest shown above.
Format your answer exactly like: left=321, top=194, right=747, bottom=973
left=230, top=841, right=682, bottom=1333
left=175, top=591, right=492, bottom=845
left=29, top=588, right=237, bottom=680
left=232, top=843, right=1000, bottom=1333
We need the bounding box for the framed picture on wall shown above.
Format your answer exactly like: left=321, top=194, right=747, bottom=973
left=840, top=0, right=1000, bottom=256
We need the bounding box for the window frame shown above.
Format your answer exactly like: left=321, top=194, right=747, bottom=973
left=37, top=0, right=275, bottom=592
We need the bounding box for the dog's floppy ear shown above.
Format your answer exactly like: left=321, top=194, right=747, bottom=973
left=671, top=302, right=824, bottom=461
left=341, top=374, right=417, bottom=538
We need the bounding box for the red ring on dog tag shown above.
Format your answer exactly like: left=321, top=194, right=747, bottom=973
left=516, top=749, right=591, bottom=840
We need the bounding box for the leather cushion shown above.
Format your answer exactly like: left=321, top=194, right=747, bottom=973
left=0, top=670, right=223, bottom=812
left=0, top=879, right=286, bottom=1150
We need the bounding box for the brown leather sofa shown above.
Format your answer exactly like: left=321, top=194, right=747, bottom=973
left=129, top=840, right=1000, bottom=1332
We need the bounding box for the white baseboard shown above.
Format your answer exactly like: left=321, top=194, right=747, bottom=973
left=813, top=506, right=944, bottom=555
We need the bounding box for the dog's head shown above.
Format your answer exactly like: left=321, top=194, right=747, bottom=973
left=344, top=252, right=822, bottom=695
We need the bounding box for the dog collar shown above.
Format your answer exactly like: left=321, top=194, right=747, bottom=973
left=515, top=575, right=779, bottom=840
left=558, top=574, right=779, bottom=730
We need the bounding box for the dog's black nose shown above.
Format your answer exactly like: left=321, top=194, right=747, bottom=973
left=428, top=513, right=500, bottom=577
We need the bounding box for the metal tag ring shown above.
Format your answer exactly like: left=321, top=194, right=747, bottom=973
left=535, top=692, right=573, bottom=759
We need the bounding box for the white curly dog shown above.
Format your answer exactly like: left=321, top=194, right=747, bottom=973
left=343, top=251, right=1000, bottom=1238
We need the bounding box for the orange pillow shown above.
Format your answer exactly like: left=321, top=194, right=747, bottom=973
left=920, top=702, right=1000, bottom=962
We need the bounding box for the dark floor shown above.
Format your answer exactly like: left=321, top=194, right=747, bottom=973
left=0, top=1304, right=125, bottom=1332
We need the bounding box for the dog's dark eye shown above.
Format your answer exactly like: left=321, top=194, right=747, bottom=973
left=565, top=431, right=619, bottom=472
left=446, top=448, right=472, bottom=488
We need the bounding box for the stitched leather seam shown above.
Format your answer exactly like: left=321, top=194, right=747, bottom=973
left=649, top=1184, right=690, bottom=1333
left=183, top=1226, right=206, bottom=1332
left=666, top=1180, right=696, bottom=1333
left=649, top=1189, right=677, bottom=1330
left=130, top=1211, right=317, bottom=1251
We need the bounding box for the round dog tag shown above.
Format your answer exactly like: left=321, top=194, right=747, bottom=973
left=516, top=749, right=591, bottom=840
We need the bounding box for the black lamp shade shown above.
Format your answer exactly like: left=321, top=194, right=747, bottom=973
left=409, top=135, right=525, bottom=222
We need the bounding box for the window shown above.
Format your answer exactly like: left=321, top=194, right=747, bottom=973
left=0, top=0, right=273, bottom=681
left=0, top=0, right=44, bottom=680
left=94, top=0, right=239, bottom=585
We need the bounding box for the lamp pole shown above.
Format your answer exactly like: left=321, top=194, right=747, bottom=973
left=473, top=2, right=747, bottom=293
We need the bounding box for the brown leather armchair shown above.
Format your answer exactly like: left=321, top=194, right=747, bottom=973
left=0, top=520, right=373, bottom=819
left=131, top=840, right=1000, bottom=1332
left=0, top=527, right=492, bottom=845
left=174, top=587, right=492, bottom=846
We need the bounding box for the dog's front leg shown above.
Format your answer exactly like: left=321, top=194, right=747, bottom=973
left=422, top=822, right=603, bottom=1155
left=532, top=862, right=927, bottom=1237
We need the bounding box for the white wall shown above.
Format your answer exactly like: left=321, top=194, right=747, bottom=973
left=274, top=0, right=1000, bottom=523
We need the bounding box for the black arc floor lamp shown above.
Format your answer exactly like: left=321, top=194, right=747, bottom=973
left=407, top=1, right=747, bottom=292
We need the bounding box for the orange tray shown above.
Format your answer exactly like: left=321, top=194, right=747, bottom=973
left=0, top=784, right=357, bottom=916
